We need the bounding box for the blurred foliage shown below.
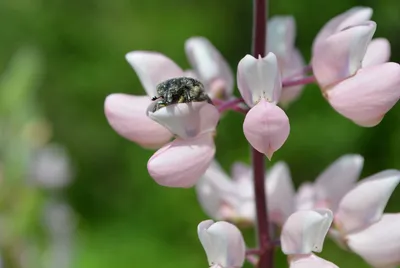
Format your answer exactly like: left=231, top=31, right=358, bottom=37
left=0, top=0, right=400, bottom=267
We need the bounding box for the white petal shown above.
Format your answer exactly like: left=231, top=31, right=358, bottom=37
left=362, top=38, right=391, bottom=68
left=267, top=16, right=296, bottom=61
left=314, top=154, right=364, bottom=211
left=266, top=162, right=295, bottom=225
left=230, top=162, right=253, bottom=199
left=347, top=213, right=400, bottom=268
left=335, top=170, right=400, bottom=234
left=295, top=183, right=317, bottom=211
left=147, top=101, right=220, bottom=139
left=125, top=51, right=184, bottom=96
left=237, top=53, right=282, bottom=107
left=289, top=254, right=339, bottom=268
left=281, top=209, right=333, bottom=255
left=198, top=220, right=246, bottom=267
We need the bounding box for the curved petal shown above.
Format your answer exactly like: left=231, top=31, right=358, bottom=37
left=362, top=38, right=391, bottom=68
left=243, top=100, right=290, bottom=160
left=185, top=37, right=234, bottom=99
left=198, top=220, right=246, bottom=268
left=266, top=162, right=295, bottom=225
left=104, top=94, right=172, bottom=148
left=312, top=21, right=376, bottom=88
left=313, top=6, right=373, bottom=51
left=230, top=162, right=253, bottom=199
left=148, top=101, right=220, bottom=139
left=280, top=49, right=305, bottom=106
left=147, top=133, right=215, bottom=188
left=267, top=16, right=296, bottom=61
left=326, top=62, right=400, bottom=127
left=237, top=53, right=282, bottom=107
left=281, top=209, right=333, bottom=255
left=314, top=154, right=364, bottom=211
left=231, top=162, right=252, bottom=182
left=289, top=254, right=339, bottom=268
left=125, top=51, right=184, bottom=96
left=295, top=183, right=317, bottom=210
left=335, top=170, right=400, bottom=234
left=196, top=161, right=236, bottom=219
left=347, top=213, right=400, bottom=268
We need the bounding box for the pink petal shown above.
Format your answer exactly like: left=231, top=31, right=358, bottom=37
left=185, top=37, right=234, bottom=99
left=347, top=213, right=400, bottom=268
left=147, top=133, right=215, bottom=188
left=362, top=38, right=391, bottom=68
left=313, top=7, right=373, bottom=52
left=280, top=49, right=305, bottom=106
left=281, top=209, right=333, bottom=255
left=289, top=254, right=339, bottom=268
left=312, top=21, right=376, bottom=88
left=267, top=16, right=295, bottom=61
left=198, top=220, right=246, bottom=268
left=295, top=183, right=317, bottom=210
left=196, top=161, right=237, bottom=219
left=266, top=162, right=295, bottom=225
left=335, top=170, right=400, bottom=234
left=326, top=62, right=400, bottom=127
left=230, top=162, right=253, bottom=199
left=231, top=162, right=252, bottom=183
left=237, top=53, right=282, bottom=107
left=148, top=101, right=220, bottom=139
left=104, top=94, right=172, bottom=148
left=314, top=154, right=364, bottom=212
left=243, top=100, right=290, bottom=159
left=125, top=51, right=184, bottom=96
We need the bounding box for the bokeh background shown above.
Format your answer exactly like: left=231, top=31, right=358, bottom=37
left=0, top=0, right=400, bottom=267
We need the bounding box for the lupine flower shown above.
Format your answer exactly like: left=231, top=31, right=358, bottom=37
left=281, top=209, right=338, bottom=268
left=237, top=53, right=290, bottom=159
left=267, top=16, right=305, bottom=106
left=195, top=160, right=294, bottom=226
left=185, top=37, right=234, bottom=100
left=312, top=7, right=400, bottom=126
left=198, top=220, right=245, bottom=268
left=331, top=170, right=400, bottom=267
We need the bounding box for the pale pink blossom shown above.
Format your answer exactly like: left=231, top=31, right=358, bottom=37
left=312, top=7, right=400, bottom=127
left=267, top=16, right=305, bottom=106
left=198, top=220, right=245, bottom=268
left=281, top=209, right=338, bottom=268
left=185, top=37, right=234, bottom=100
left=237, top=53, right=289, bottom=159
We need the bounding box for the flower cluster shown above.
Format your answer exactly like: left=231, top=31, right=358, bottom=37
left=104, top=6, right=400, bottom=268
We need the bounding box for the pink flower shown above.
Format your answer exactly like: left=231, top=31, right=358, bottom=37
left=198, top=220, right=245, bottom=268
left=312, top=7, right=400, bottom=127
left=185, top=37, right=234, bottom=100
left=281, top=209, right=338, bottom=268
left=237, top=53, right=290, bottom=159
left=267, top=16, right=305, bottom=106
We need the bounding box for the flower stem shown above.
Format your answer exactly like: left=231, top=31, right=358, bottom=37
left=251, top=0, right=274, bottom=267
left=217, top=98, right=245, bottom=113
left=282, top=75, right=316, bottom=88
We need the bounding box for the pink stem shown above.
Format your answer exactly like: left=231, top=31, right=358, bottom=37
left=217, top=98, right=245, bottom=113
left=251, top=0, right=273, bottom=267
left=282, top=75, right=316, bottom=88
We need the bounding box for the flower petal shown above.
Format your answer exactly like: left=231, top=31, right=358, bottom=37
left=289, top=254, right=339, bottom=268
left=295, top=183, right=317, bottom=211
left=347, top=213, right=400, bottom=268
left=312, top=21, right=376, bottom=88
left=148, top=101, right=220, bottom=139
left=267, top=16, right=296, bottom=61
left=237, top=53, right=282, bottom=107
left=362, top=38, right=391, bottom=68
left=313, top=6, right=373, bottom=51
left=230, top=162, right=253, bottom=199
left=198, top=220, right=246, bottom=268
left=196, top=161, right=237, bottom=219
left=281, top=209, right=333, bottom=255
left=266, top=162, right=295, bottom=225
left=280, top=49, right=305, bottom=106
left=243, top=100, right=290, bottom=159
left=185, top=37, right=234, bottom=99
left=326, top=62, right=400, bottom=127
left=125, top=51, right=184, bottom=96
left=104, top=94, right=172, bottom=148
left=314, top=154, right=364, bottom=211
left=335, top=170, right=400, bottom=234
left=147, top=133, right=215, bottom=188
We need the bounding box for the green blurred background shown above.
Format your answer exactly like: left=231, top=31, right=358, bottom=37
left=0, top=0, right=400, bottom=267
